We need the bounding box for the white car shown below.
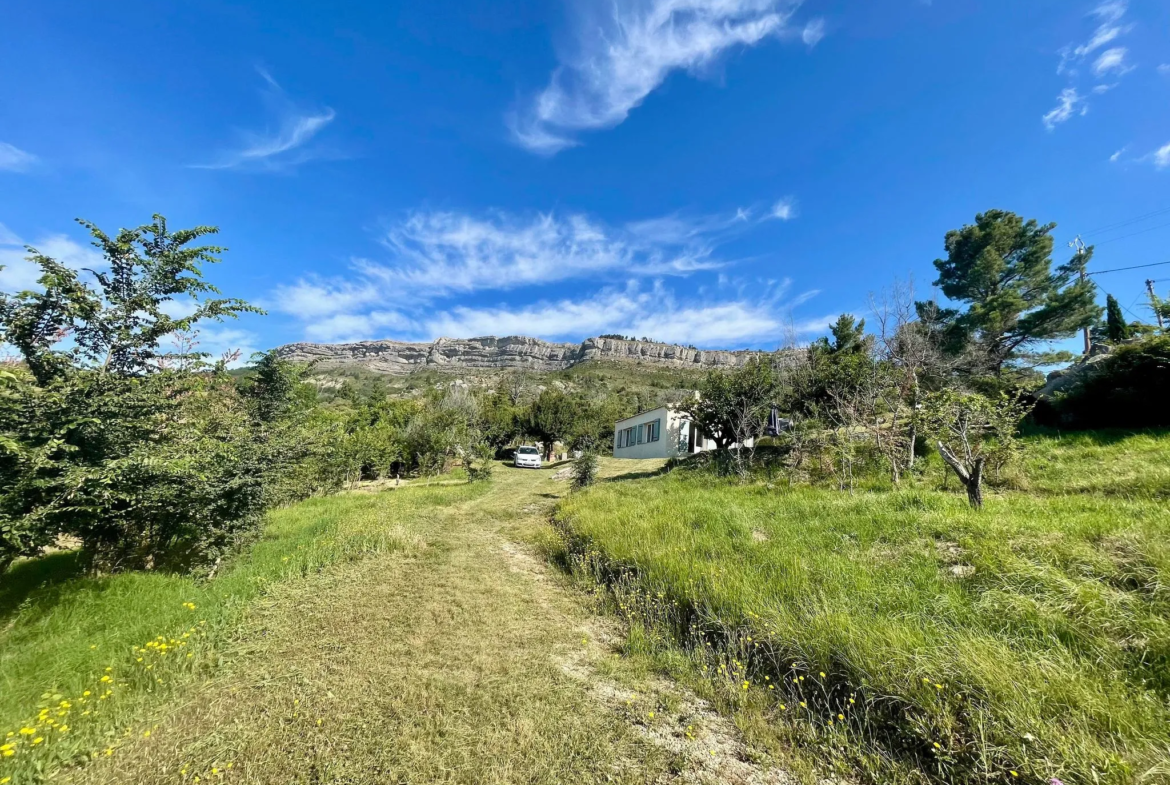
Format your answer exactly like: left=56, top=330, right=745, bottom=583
left=514, top=445, right=542, bottom=469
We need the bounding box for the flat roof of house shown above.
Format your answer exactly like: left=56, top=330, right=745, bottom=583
left=615, top=404, right=681, bottom=427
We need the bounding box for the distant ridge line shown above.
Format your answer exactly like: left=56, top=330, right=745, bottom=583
left=275, top=334, right=793, bottom=376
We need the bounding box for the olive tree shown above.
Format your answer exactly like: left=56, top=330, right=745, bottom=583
left=916, top=389, right=1031, bottom=508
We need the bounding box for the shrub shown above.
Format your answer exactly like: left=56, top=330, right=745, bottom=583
left=463, top=441, right=495, bottom=483
left=571, top=449, right=599, bottom=489
left=1043, top=336, right=1170, bottom=429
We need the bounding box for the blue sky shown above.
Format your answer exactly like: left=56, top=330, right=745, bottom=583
left=2, top=0, right=1169, bottom=359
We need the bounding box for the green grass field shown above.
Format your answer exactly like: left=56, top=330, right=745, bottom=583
left=0, top=481, right=479, bottom=782
left=552, top=431, right=1170, bottom=785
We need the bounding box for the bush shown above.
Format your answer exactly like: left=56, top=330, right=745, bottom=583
left=1042, top=336, right=1170, bottom=429
left=571, top=449, right=599, bottom=489
left=464, top=441, right=495, bottom=483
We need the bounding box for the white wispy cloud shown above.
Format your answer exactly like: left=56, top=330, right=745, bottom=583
left=1047, top=1, right=1134, bottom=129
left=1042, top=88, right=1087, bottom=130
left=273, top=208, right=738, bottom=318
left=770, top=197, right=797, bottom=221
left=801, top=18, right=826, bottom=47
left=0, top=225, right=106, bottom=293
left=1151, top=142, right=1170, bottom=170
left=194, top=68, right=336, bottom=170
left=1092, top=47, right=1131, bottom=76
left=1158, top=64, right=1170, bottom=76
left=1062, top=0, right=1130, bottom=69
left=1109, top=146, right=1127, bottom=162
left=510, top=0, right=813, bottom=154
left=299, top=280, right=825, bottom=347
left=0, top=142, right=37, bottom=173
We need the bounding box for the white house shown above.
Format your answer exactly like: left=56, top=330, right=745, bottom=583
left=612, top=405, right=719, bottom=460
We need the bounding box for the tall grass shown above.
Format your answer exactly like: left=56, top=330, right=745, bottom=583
left=553, top=432, right=1170, bottom=785
left=0, top=483, right=484, bottom=782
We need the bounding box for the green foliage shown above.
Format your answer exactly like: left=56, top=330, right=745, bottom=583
left=916, top=388, right=1031, bottom=507
left=554, top=430, right=1170, bottom=785
left=0, top=217, right=352, bottom=573
left=571, top=448, right=599, bottom=489
left=1104, top=294, right=1131, bottom=343
left=928, top=210, right=1101, bottom=374
left=463, top=441, right=495, bottom=483
left=683, top=358, right=778, bottom=452
left=1042, top=336, right=1170, bottom=429
left=0, top=217, right=274, bottom=572
left=523, top=389, right=580, bottom=459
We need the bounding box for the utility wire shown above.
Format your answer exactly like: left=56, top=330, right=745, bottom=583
left=1082, top=205, right=1170, bottom=236
left=1085, top=260, right=1170, bottom=276
left=1091, top=220, right=1170, bottom=246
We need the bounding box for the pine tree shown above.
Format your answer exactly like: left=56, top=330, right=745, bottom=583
left=928, top=210, right=1102, bottom=374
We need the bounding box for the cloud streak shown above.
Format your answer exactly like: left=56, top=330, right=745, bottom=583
left=510, top=0, right=812, bottom=154
left=194, top=69, right=336, bottom=170
left=1045, top=1, right=1134, bottom=130
left=0, top=224, right=106, bottom=293
left=1042, top=88, right=1087, bottom=130
left=0, top=142, right=37, bottom=173
left=271, top=205, right=816, bottom=347
left=273, top=208, right=743, bottom=317
left=299, top=280, right=826, bottom=347
left=1150, top=142, right=1170, bottom=170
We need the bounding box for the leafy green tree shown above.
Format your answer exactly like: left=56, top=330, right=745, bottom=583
left=241, top=351, right=314, bottom=424
left=524, top=388, right=580, bottom=460
left=1104, top=295, right=1131, bottom=343
left=0, top=215, right=264, bottom=572
left=684, top=358, right=777, bottom=457
left=929, top=210, right=1101, bottom=374
left=478, top=390, right=521, bottom=451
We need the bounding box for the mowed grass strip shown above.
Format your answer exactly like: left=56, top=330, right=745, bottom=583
left=0, top=482, right=482, bottom=781
left=552, top=434, right=1170, bottom=785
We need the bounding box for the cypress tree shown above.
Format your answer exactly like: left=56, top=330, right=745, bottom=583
left=1105, top=294, right=1130, bottom=343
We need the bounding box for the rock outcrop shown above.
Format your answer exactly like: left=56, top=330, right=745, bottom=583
left=276, top=335, right=781, bottom=375
left=1036, top=342, right=1117, bottom=399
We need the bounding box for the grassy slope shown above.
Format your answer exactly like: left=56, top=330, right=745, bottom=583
left=0, top=483, right=476, bottom=781
left=2, top=467, right=708, bottom=785
left=552, top=431, right=1170, bottom=785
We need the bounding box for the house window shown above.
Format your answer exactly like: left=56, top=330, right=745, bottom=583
left=647, top=419, right=660, bottom=442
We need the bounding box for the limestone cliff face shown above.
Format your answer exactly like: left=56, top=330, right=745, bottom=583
left=275, top=335, right=779, bottom=375
left=577, top=337, right=762, bottom=369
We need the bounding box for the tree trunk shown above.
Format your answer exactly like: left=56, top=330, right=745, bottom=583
left=937, top=442, right=985, bottom=509
left=966, top=457, right=984, bottom=509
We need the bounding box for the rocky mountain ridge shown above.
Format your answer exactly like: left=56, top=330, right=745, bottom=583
left=276, top=335, right=778, bottom=375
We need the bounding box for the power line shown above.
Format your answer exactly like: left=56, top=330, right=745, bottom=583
left=1082, top=205, right=1170, bottom=236
left=1085, top=260, right=1170, bottom=276
left=1091, top=219, right=1170, bottom=246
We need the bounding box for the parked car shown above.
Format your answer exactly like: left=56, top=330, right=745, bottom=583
left=514, top=445, right=542, bottom=469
